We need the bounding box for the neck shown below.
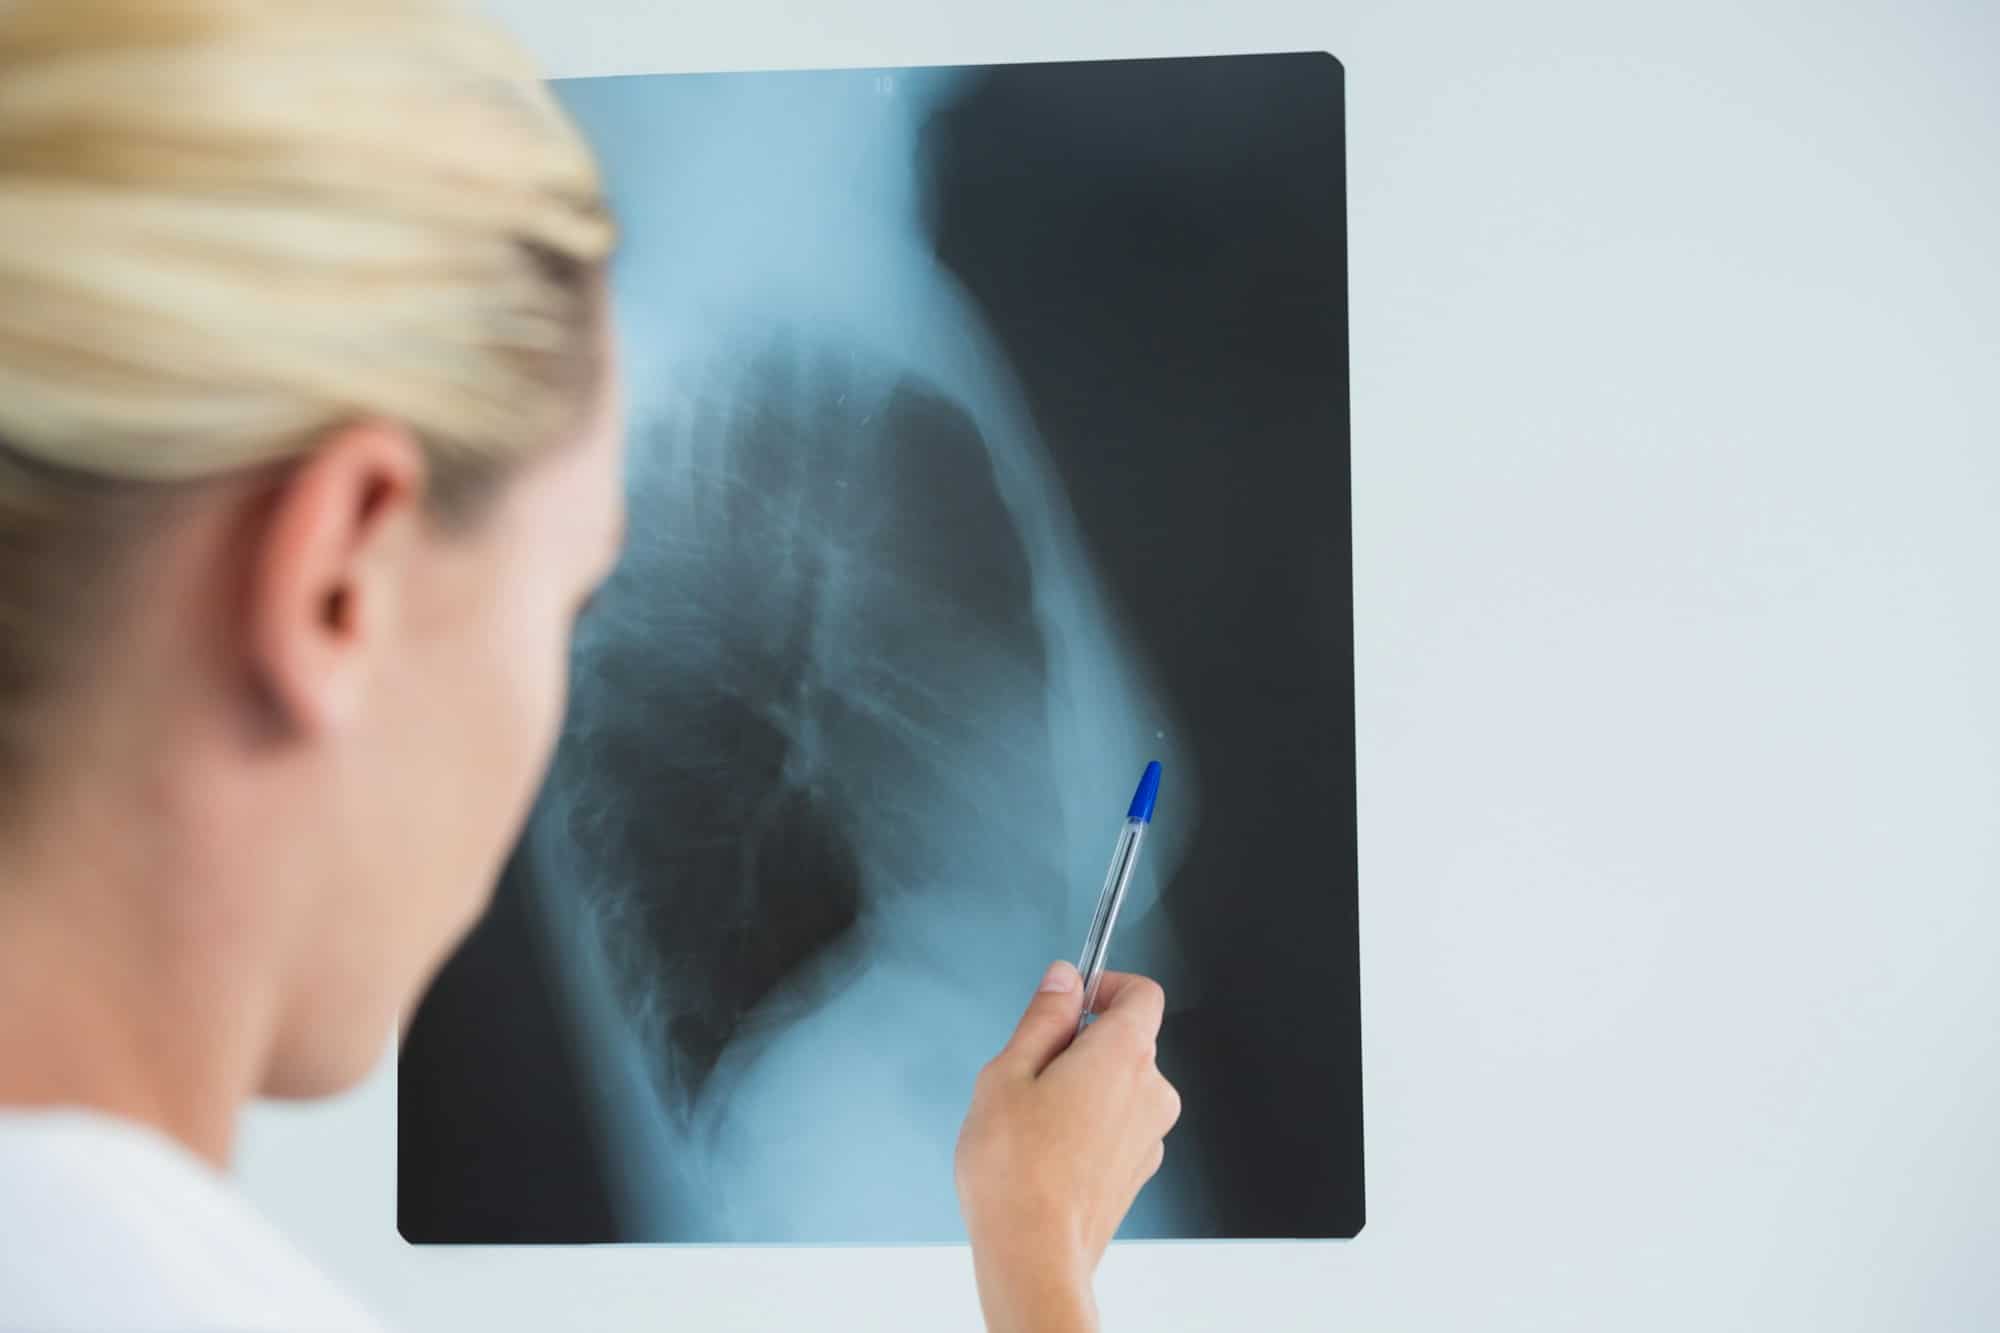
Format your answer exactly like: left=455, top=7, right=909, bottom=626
left=0, top=774, right=276, bottom=1169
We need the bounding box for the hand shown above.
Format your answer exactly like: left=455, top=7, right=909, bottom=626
left=955, top=961, right=1183, bottom=1333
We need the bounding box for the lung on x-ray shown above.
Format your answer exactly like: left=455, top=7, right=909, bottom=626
left=398, top=52, right=1358, bottom=1244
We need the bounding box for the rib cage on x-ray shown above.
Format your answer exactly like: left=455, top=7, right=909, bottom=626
left=516, top=69, right=1202, bottom=1241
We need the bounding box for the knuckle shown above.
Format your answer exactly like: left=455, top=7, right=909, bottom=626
left=954, top=1120, right=1008, bottom=1182
left=1116, top=1035, right=1154, bottom=1071
left=1110, top=1017, right=1154, bottom=1061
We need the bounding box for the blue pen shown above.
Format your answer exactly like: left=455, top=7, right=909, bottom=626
left=1076, top=761, right=1162, bottom=1033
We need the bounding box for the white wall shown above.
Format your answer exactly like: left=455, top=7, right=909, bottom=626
left=236, top=1, right=2000, bottom=1328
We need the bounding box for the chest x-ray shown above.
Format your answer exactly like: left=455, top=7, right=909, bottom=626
left=399, top=52, right=1358, bottom=1243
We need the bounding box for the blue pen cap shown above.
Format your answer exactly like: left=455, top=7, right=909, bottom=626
left=1126, top=760, right=1163, bottom=823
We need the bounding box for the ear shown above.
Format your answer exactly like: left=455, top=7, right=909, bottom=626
left=246, top=421, right=428, bottom=739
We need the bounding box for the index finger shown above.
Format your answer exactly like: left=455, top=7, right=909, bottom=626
left=1086, top=971, right=1166, bottom=1033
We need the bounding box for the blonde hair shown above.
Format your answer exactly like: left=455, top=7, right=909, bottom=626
left=0, top=0, right=615, bottom=772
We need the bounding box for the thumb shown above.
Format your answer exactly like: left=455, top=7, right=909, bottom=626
left=996, top=960, right=1085, bottom=1077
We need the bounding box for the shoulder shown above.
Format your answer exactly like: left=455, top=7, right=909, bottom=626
left=0, top=1109, right=390, bottom=1333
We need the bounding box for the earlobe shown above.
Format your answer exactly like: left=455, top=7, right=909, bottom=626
left=244, top=421, right=427, bottom=742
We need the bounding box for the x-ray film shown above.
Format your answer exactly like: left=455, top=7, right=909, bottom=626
left=398, top=52, right=1359, bottom=1244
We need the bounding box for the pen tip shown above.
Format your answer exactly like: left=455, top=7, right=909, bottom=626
left=1127, top=760, right=1162, bottom=823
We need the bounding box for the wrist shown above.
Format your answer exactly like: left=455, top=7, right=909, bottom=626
left=978, top=1272, right=1096, bottom=1333
left=971, top=1228, right=1096, bottom=1333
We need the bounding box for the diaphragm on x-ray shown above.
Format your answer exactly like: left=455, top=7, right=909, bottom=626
left=399, top=52, right=1359, bottom=1244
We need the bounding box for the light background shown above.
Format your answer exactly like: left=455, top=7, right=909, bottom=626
left=237, top=0, right=2000, bottom=1328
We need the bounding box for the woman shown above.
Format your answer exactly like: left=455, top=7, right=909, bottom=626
left=0, top=3, right=1182, bottom=1330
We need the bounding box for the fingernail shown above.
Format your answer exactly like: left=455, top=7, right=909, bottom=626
left=1039, top=961, right=1076, bottom=993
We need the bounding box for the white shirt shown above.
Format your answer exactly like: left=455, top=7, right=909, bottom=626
left=0, top=1108, right=386, bottom=1333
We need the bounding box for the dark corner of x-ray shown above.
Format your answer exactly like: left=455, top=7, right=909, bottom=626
left=397, top=50, right=1358, bottom=1245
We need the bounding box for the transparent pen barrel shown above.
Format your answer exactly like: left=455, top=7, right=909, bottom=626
left=1076, top=817, right=1147, bottom=1021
